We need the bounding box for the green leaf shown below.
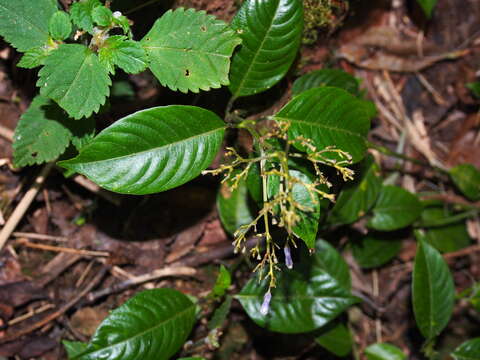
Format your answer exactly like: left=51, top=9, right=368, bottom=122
left=368, top=186, right=422, bottom=231
left=236, top=239, right=356, bottom=333
left=73, top=289, right=196, bottom=360
left=49, top=11, right=72, bottom=41
left=412, top=240, right=455, bottom=339
left=59, top=106, right=225, bottom=195
left=17, top=46, right=52, bottom=69
left=13, top=95, right=72, bottom=167
left=0, top=0, right=57, bottom=52
left=208, top=295, right=232, bottom=330
left=450, top=163, right=480, bottom=201
left=178, top=358, right=206, bottom=360
left=211, top=265, right=232, bottom=298
left=70, top=0, right=102, bottom=33
left=63, top=340, right=88, bottom=359
left=92, top=5, right=113, bottom=27
left=69, top=116, right=96, bottom=151
left=142, top=8, right=241, bottom=93
left=38, top=44, right=111, bottom=119
left=351, top=234, right=402, bottom=269
left=217, top=177, right=254, bottom=235
left=416, top=0, right=438, bottom=18
left=466, top=82, right=480, bottom=98
left=246, top=162, right=262, bottom=205
left=452, top=338, right=480, bottom=360
left=99, top=36, right=148, bottom=74
left=330, top=155, right=381, bottom=225
left=292, top=69, right=361, bottom=97
left=365, top=343, right=407, bottom=360
left=112, top=12, right=130, bottom=34
left=229, top=0, right=303, bottom=98
left=274, top=87, right=372, bottom=163
left=315, top=322, right=352, bottom=357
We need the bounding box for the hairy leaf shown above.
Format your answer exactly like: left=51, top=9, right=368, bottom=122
left=0, top=0, right=57, bottom=51
left=365, top=343, right=407, bottom=360
left=368, top=186, right=422, bottom=231
left=70, top=0, right=102, bottom=33
left=352, top=234, right=402, bottom=269
left=73, top=289, right=196, bottom=360
left=416, top=0, right=438, bottom=18
left=274, top=87, right=372, bottom=163
left=450, top=163, right=480, bottom=201
left=229, top=0, right=303, bottom=98
left=142, top=8, right=241, bottom=93
left=452, top=338, right=480, bottom=360
left=292, top=69, right=361, bottom=97
left=92, top=5, right=113, bottom=27
left=315, top=322, right=352, bottom=357
left=59, top=106, right=225, bottom=195
left=99, top=36, right=148, bottom=74
left=412, top=240, right=455, bottom=339
left=17, top=46, right=52, bottom=69
left=49, top=11, right=72, bottom=41
left=38, top=44, right=111, bottom=119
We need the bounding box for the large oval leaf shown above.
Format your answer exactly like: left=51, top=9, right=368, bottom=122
left=217, top=178, right=254, bottom=235
left=314, top=322, right=353, bottom=357
left=59, top=106, right=225, bottom=195
left=292, top=69, right=362, bottom=97
left=274, top=87, right=372, bottom=163
left=449, top=163, right=480, bottom=201
left=351, top=233, right=402, bottom=269
left=365, top=343, right=407, bottom=360
left=368, top=185, right=422, bottom=231
left=236, top=239, right=357, bottom=333
left=452, top=338, right=480, bottom=360
left=412, top=240, right=455, bottom=339
left=229, top=0, right=304, bottom=98
left=73, top=289, right=196, bottom=360
left=142, top=8, right=241, bottom=93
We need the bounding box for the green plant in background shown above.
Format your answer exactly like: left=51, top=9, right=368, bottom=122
left=1, top=0, right=480, bottom=359
left=302, top=0, right=349, bottom=44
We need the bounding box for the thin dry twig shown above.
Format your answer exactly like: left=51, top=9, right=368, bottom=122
left=8, top=304, right=55, bottom=326
left=16, top=238, right=109, bottom=257
left=12, top=231, right=68, bottom=242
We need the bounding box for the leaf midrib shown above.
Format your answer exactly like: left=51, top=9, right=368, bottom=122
left=75, top=304, right=195, bottom=359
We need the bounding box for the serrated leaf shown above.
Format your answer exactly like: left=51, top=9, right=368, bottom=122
left=292, top=69, right=361, bottom=97
left=38, top=44, right=111, bottom=119
left=64, top=340, right=88, bottom=359
left=49, top=11, right=72, bottom=41
left=351, top=234, right=402, bottom=269
left=368, top=186, right=422, bottom=231
left=330, top=155, right=381, bottom=225
left=112, top=12, right=130, bottom=34
left=452, top=338, right=480, bottom=360
left=13, top=95, right=72, bottom=167
left=365, top=343, right=407, bottom=360
left=274, top=87, right=372, bottom=163
left=92, top=5, right=113, bottom=27
left=73, top=289, right=196, bottom=360
left=99, top=36, right=148, bottom=74
left=314, top=322, right=352, bottom=357
left=412, top=240, right=455, bottom=339
left=142, top=8, right=241, bottom=93
left=416, top=0, right=438, bottom=18
left=229, top=0, right=303, bottom=97
left=236, top=239, right=356, bottom=333
left=217, top=177, right=254, bottom=235
left=70, top=0, right=102, bottom=33
left=59, top=106, right=225, bottom=195
left=450, top=163, right=480, bottom=201
left=0, top=0, right=56, bottom=52
left=17, top=46, right=51, bottom=69
left=69, top=116, right=96, bottom=151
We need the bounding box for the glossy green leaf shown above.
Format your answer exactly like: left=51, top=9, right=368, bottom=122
left=236, top=239, right=356, bottom=333
left=38, top=44, right=111, bottom=119
left=49, top=11, right=72, bottom=41
left=315, top=322, right=352, bottom=357
left=368, top=186, right=422, bottom=231
left=99, top=36, right=148, bottom=74
left=63, top=340, right=88, bottom=359
left=59, top=106, right=225, bottom=195
left=274, top=87, right=372, bottom=163
left=17, top=46, right=52, bottom=69
left=352, top=234, right=402, bottom=269
left=208, top=295, right=232, bottom=330
left=217, top=177, right=254, bottom=235
left=92, top=5, right=113, bottom=27
left=73, top=289, right=196, bottom=360
left=412, top=240, right=455, bottom=339
left=0, top=0, right=56, bottom=52
left=292, top=69, right=361, bottom=97
left=416, top=0, right=438, bottom=18
left=365, top=343, right=407, bottom=360
left=70, top=0, right=102, bottom=33
left=452, top=338, right=480, bottom=360
left=450, top=163, right=480, bottom=201
left=229, top=0, right=303, bottom=97
left=330, top=155, right=381, bottom=225
left=246, top=162, right=262, bottom=205
left=142, top=8, right=241, bottom=93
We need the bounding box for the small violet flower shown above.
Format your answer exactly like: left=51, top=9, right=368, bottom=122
left=260, top=290, right=272, bottom=316
left=284, top=244, right=293, bottom=269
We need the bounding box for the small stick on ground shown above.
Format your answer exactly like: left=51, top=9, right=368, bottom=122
left=8, top=304, right=55, bottom=326
left=16, top=238, right=109, bottom=257
left=12, top=232, right=68, bottom=242
left=0, top=123, right=14, bottom=141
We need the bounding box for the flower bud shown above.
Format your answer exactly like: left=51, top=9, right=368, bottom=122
left=260, top=290, right=272, bottom=315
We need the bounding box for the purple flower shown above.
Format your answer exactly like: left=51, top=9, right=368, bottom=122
left=260, top=290, right=272, bottom=315
left=284, top=244, right=293, bottom=269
